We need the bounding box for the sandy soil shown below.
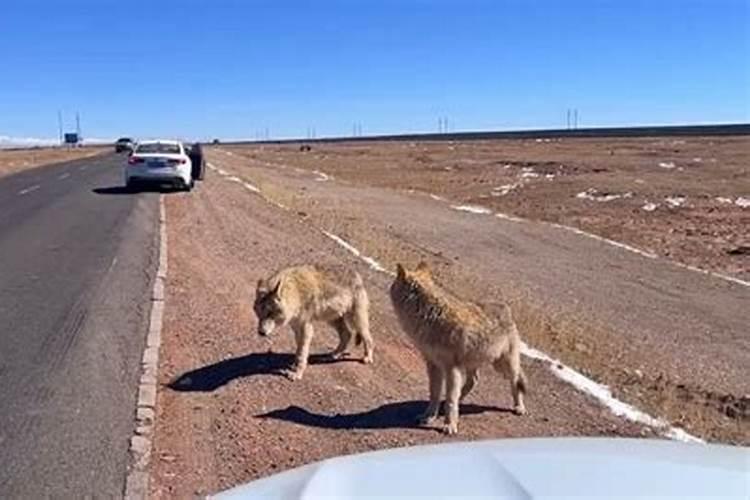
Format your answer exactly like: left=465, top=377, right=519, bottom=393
left=0, top=147, right=106, bottom=178
left=150, top=137, right=748, bottom=496
left=222, top=136, right=749, bottom=280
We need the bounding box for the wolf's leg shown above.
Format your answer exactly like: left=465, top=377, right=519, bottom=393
left=418, top=361, right=443, bottom=425
left=443, top=366, right=463, bottom=435
left=330, top=318, right=352, bottom=358
left=351, top=289, right=374, bottom=364
left=286, top=322, right=314, bottom=381
left=493, top=349, right=527, bottom=416
left=460, top=368, right=479, bottom=401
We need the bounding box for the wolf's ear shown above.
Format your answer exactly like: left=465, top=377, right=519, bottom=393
left=256, top=279, right=267, bottom=294
left=270, top=278, right=282, bottom=296
left=396, top=263, right=406, bottom=279
left=416, top=261, right=430, bottom=274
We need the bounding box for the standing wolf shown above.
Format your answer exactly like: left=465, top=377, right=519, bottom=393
left=389, top=262, right=527, bottom=435
left=253, top=265, right=374, bottom=380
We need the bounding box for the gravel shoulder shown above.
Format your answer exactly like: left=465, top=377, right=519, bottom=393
left=149, top=172, right=654, bottom=498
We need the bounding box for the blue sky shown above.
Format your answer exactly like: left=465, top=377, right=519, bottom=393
left=0, top=0, right=747, bottom=141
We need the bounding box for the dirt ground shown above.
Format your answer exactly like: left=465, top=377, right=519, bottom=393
left=0, top=147, right=106, bottom=178
left=150, top=176, right=653, bottom=498
left=149, top=137, right=748, bottom=497
left=223, top=136, right=749, bottom=280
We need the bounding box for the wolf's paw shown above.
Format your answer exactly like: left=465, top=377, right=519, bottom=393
left=417, top=413, right=437, bottom=426
left=361, top=354, right=374, bottom=365
left=442, top=422, right=459, bottom=435
left=328, top=351, right=347, bottom=360
left=513, top=405, right=527, bottom=416
left=283, top=368, right=303, bottom=381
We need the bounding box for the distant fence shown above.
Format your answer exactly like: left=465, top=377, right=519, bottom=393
left=221, top=123, right=750, bottom=146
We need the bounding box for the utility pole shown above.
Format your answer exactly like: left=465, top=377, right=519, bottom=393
left=57, top=110, right=63, bottom=146
left=574, top=109, right=579, bottom=130
left=76, top=112, right=81, bottom=145
left=566, top=109, right=571, bottom=130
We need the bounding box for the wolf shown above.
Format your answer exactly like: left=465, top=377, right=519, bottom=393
left=253, top=264, right=374, bottom=380
left=389, top=262, right=527, bottom=435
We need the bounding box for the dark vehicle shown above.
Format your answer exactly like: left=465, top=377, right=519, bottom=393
left=186, top=142, right=205, bottom=180
left=115, top=137, right=134, bottom=153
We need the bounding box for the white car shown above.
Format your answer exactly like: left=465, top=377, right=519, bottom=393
left=125, top=140, right=193, bottom=190
left=211, top=438, right=749, bottom=499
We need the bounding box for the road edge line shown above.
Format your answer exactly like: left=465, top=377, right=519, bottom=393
left=124, top=195, right=167, bottom=500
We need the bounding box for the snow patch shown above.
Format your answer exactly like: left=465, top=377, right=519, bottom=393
left=576, top=188, right=633, bottom=202
left=715, top=197, right=732, bottom=204
left=665, top=196, right=686, bottom=208
left=735, top=197, right=750, bottom=208
left=491, top=184, right=519, bottom=196
left=658, top=162, right=676, bottom=169
left=642, top=202, right=659, bottom=212
left=312, top=170, right=331, bottom=182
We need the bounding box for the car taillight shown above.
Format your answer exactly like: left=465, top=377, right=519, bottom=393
left=128, top=156, right=144, bottom=165
left=168, top=158, right=187, bottom=165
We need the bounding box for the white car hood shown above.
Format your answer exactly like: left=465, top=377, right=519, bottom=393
left=211, top=438, right=749, bottom=499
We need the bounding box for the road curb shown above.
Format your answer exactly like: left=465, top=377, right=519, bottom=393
left=124, top=195, right=167, bottom=500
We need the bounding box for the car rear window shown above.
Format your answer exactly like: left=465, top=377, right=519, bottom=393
left=136, top=143, right=181, bottom=154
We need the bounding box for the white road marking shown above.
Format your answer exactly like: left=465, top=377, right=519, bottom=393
left=217, top=168, right=228, bottom=176
left=521, top=345, right=703, bottom=443
left=58, top=173, right=71, bottom=180
left=548, top=222, right=658, bottom=259
left=18, top=184, right=40, bottom=195
left=243, top=182, right=260, bottom=193
left=320, top=230, right=703, bottom=444
left=212, top=156, right=749, bottom=289
left=124, top=195, right=168, bottom=498
left=494, top=212, right=523, bottom=223
left=79, top=165, right=88, bottom=171
left=451, top=204, right=493, bottom=215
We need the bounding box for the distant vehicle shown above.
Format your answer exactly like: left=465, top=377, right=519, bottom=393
left=115, top=137, right=135, bottom=153
left=212, top=138, right=220, bottom=144
left=125, top=140, right=193, bottom=191
left=211, top=438, right=749, bottom=500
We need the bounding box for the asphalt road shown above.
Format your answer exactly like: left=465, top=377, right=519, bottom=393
left=0, top=153, right=159, bottom=497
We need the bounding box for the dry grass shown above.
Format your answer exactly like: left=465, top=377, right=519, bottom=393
left=0, top=147, right=106, bottom=178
